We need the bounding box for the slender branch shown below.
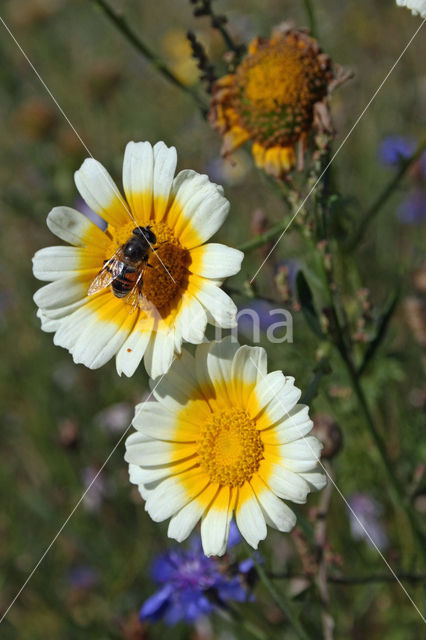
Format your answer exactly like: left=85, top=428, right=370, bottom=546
left=251, top=553, right=312, bottom=640
left=190, top=0, right=244, bottom=56
left=92, top=0, right=207, bottom=114
left=302, top=0, right=318, bottom=38
left=350, top=136, right=426, bottom=248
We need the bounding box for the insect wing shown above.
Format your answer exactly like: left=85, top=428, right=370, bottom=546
left=87, top=248, right=125, bottom=296
left=124, top=269, right=145, bottom=313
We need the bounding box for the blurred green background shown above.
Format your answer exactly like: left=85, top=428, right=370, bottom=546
left=0, top=0, right=425, bottom=638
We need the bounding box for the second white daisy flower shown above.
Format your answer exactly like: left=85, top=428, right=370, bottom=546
left=33, top=141, right=243, bottom=378
left=126, top=338, right=326, bottom=557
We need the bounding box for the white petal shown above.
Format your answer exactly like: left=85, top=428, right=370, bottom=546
left=144, top=330, right=176, bottom=378
left=265, top=464, right=311, bottom=504
left=195, top=337, right=239, bottom=398
left=74, top=158, right=130, bottom=227
left=46, top=206, right=107, bottom=247
left=127, top=457, right=197, bottom=485
left=168, top=498, right=206, bottom=542
left=262, top=405, right=313, bottom=444
left=133, top=401, right=197, bottom=442
left=170, top=170, right=230, bottom=248
left=34, top=277, right=88, bottom=310
left=74, top=323, right=129, bottom=369
left=299, top=468, right=327, bottom=492
left=37, top=308, right=60, bottom=332
left=250, top=372, right=291, bottom=416
left=71, top=305, right=134, bottom=368
left=40, top=297, right=89, bottom=321
left=255, top=380, right=302, bottom=430
left=125, top=435, right=194, bottom=466
left=236, top=485, right=267, bottom=549
left=53, top=302, right=97, bottom=349
left=200, top=486, right=232, bottom=557
left=231, top=345, right=267, bottom=405
left=122, top=141, right=154, bottom=219
left=150, top=348, right=198, bottom=411
left=194, top=279, right=237, bottom=328
left=138, top=465, right=184, bottom=486
left=145, top=470, right=208, bottom=522
left=252, top=478, right=296, bottom=532
left=128, top=463, right=146, bottom=486
left=53, top=296, right=135, bottom=369
left=33, top=246, right=98, bottom=281
left=116, top=327, right=153, bottom=377
left=190, top=243, right=244, bottom=279
left=174, top=294, right=208, bottom=345
left=278, top=436, right=322, bottom=472
left=152, top=141, right=177, bottom=220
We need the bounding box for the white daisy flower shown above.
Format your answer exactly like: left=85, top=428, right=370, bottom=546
left=33, top=141, right=243, bottom=378
left=396, top=0, right=426, bottom=17
left=125, top=338, right=326, bottom=557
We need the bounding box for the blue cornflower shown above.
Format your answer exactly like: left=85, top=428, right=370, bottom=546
left=140, top=536, right=252, bottom=625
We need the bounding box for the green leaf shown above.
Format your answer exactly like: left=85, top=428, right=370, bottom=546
left=296, top=271, right=324, bottom=338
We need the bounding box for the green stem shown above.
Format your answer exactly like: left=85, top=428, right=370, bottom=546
left=92, top=0, right=207, bottom=114
left=302, top=0, right=318, bottom=37
left=316, top=249, right=426, bottom=554
left=252, top=554, right=312, bottom=640
left=210, top=16, right=241, bottom=55
left=350, top=136, right=426, bottom=248
left=237, top=220, right=289, bottom=252
left=341, top=352, right=426, bottom=554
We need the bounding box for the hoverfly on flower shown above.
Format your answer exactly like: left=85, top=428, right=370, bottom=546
left=33, top=141, right=243, bottom=378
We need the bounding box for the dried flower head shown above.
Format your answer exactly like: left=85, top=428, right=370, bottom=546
left=209, top=23, right=344, bottom=179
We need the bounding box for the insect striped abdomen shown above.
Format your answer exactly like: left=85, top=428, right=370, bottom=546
left=111, top=264, right=139, bottom=298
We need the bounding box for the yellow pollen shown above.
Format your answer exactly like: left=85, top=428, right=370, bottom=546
left=197, top=408, right=264, bottom=487
left=105, top=220, right=191, bottom=316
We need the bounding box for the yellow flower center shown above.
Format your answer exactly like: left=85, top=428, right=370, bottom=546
left=105, top=221, right=190, bottom=317
left=197, top=408, right=264, bottom=487
left=234, top=36, right=329, bottom=147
